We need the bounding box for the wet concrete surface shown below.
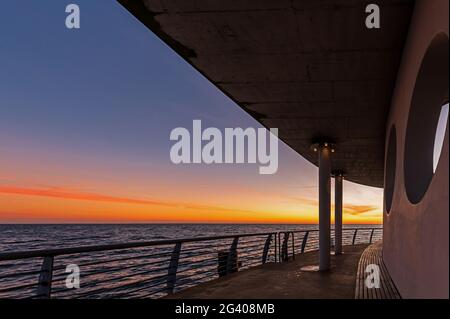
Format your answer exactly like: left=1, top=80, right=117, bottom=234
left=167, top=244, right=368, bottom=299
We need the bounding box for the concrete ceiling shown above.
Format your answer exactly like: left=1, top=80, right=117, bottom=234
left=118, top=0, right=415, bottom=188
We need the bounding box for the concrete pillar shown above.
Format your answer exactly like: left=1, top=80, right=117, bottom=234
left=317, top=143, right=332, bottom=271
left=334, top=174, right=343, bottom=255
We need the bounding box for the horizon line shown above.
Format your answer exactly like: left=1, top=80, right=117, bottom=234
left=0, top=222, right=382, bottom=225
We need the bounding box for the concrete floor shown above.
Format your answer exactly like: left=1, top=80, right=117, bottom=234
left=168, top=244, right=368, bottom=299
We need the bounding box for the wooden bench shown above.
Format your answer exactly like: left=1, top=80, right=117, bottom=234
left=355, top=241, right=401, bottom=299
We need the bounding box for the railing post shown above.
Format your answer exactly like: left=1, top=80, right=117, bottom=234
left=277, top=232, right=281, bottom=261
left=352, top=229, right=358, bottom=245
left=274, top=233, right=278, bottom=263
left=166, top=242, right=182, bottom=294
left=334, top=173, right=344, bottom=255
left=262, top=234, right=273, bottom=264
left=291, top=232, right=295, bottom=260
left=369, top=228, right=375, bottom=244
left=226, top=237, right=239, bottom=274
left=36, top=256, right=54, bottom=299
left=281, top=232, right=289, bottom=262
left=301, top=231, right=309, bottom=254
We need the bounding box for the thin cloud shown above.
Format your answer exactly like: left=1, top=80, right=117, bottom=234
left=284, top=196, right=318, bottom=206
left=284, top=196, right=380, bottom=216
left=344, top=204, right=380, bottom=215
left=0, top=185, right=176, bottom=207
left=0, top=185, right=260, bottom=215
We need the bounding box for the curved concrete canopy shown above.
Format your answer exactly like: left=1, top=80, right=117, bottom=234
left=118, top=0, right=415, bottom=187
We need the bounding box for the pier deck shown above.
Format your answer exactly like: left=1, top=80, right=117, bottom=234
left=167, top=244, right=368, bottom=299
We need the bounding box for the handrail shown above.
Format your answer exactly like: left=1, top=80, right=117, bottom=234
left=0, top=231, right=277, bottom=261
left=0, top=227, right=382, bottom=299
left=276, top=227, right=382, bottom=261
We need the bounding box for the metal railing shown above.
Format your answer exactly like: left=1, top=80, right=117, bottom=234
left=0, top=227, right=381, bottom=299
left=277, top=227, right=382, bottom=261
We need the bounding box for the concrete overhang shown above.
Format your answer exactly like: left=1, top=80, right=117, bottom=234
left=118, top=0, right=415, bottom=188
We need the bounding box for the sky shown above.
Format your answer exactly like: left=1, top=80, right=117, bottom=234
left=0, top=0, right=384, bottom=224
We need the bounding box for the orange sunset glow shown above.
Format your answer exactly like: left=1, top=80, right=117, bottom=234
left=0, top=183, right=382, bottom=224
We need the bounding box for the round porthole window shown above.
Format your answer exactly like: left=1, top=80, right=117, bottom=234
left=404, top=33, right=449, bottom=204
left=385, top=126, right=396, bottom=214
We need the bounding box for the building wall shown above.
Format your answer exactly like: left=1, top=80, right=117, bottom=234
left=383, top=0, right=449, bottom=298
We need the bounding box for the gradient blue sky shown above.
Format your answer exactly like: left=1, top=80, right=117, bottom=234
left=0, top=1, right=384, bottom=223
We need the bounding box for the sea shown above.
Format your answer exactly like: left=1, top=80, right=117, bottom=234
left=0, top=224, right=379, bottom=252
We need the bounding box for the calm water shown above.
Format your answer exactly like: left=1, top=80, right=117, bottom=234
left=0, top=224, right=378, bottom=252
left=0, top=224, right=380, bottom=299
